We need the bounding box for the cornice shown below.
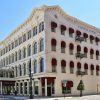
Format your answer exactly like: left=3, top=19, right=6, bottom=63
left=0, top=5, right=100, bottom=46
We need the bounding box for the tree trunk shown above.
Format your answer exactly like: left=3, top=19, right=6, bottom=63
left=80, top=89, right=82, bottom=97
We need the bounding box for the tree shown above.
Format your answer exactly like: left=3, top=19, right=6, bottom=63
left=77, top=80, right=84, bottom=96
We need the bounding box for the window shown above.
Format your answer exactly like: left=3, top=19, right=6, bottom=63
left=90, top=49, right=94, bottom=59
left=33, top=26, right=37, bottom=36
left=62, top=87, right=71, bottom=94
left=23, top=63, right=26, bottom=75
left=61, top=25, right=66, bottom=35
left=61, top=60, right=66, bottom=73
left=19, top=50, right=21, bottom=60
left=12, top=54, right=14, bottom=63
left=28, top=30, right=31, bottom=39
left=83, top=33, right=88, bottom=42
left=69, top=61, right=74, bottom=74
left=51, top=21, right=57, bottom=32
left=77, top=62, right=81, bottom=72
left=40, top=58, right=44, bottom=72
left=15, top=52, right=17, bottom=61
left=96, top=50, right=99, bottom=60
left=69, top=28, right=74, bottom=37
left=52, top=58, right=57, bottom=72
left=61, top=41, right=66, bottom=53
left=90, top=35, right=94, bottom=44
left=40, top=39, right=44, bottom=52
left=33, top=42, right=37, bottom=54
left=19, top=37, right=22, bottom=45
left=23, top=34, right=26, bottom=42
left=90, top=64, right=94, bottom=75
left=15, top=40, right=18, bottom=47
left=27, top=45, right=31, bottom=56
left=34, top=60, right=37, bottom=73
left=41, top=22, right=44, bottom=31
left=12, top=42, right=14, bottom=49
left=19, top=65, right=22, bottom=76
left=51, top=39, right=57, bottom=51
left=69, top=43, right=74, bottom=55
left=23, top=47, right=26, bottom=58
left=96, top=65, right=99, bottom=76
left=84, top=63, right=88, bottom=75
left=84, top=47, right=88, bottom=58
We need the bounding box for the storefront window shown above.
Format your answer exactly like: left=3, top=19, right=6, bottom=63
left=62, top=87, right=71, bottom=94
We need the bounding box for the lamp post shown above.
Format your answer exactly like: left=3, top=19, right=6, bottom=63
left=29, top=59, right=34, bottom=99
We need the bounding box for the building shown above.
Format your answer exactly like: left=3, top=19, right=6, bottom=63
left=0, top=5, right=100, bottom=96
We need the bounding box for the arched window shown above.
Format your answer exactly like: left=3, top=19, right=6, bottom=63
left=61, top=25, right=66, bottom=35
left=23, top=47, right=26, bottom=58
left=23, top=63, right=26, bottom=75
left=33, top=42, right=37, bottom=54
left=83, top=33, right=88, bottom=42
left=90, top=35, right=94, bottom=44
left=90, top=64, right=94, bottom=75
left=61, top=41, right=66, bottom=53
left=19, top=50, right=21, bottom=60
left=96, top=50, right=99, bottom=60
left=51, top=21, right=57, bottom=32
left=90, top=49, right=94, bottom=59
left=15, top=51, right=17, bottom=61
left=84, top=63, right=88, bottom=74
left=40, top=58, right=44, bottom=72
left=69, top=27, right=74, bottom=37
left=34, top=60, right=37, bottom=73
left=51, top=58, right=57, bottom=72
left=27, top=45, right=31, bottom=56
left=95, top=37, right=99, bottom=45
left=84, top=47, right=88, bottom=57
left=96, top=65, right=99, bottom=76
left=76, top=30, right=81, bottom=36
left=69, top=43, right=74, bottom=55
left=19, top=65, right=22, bottom=76
left=77, top=45, right=81, bottom=53
left=61, top=60, right=66, bottom=73
left=40, top=39, right=44, bottom=52
left=69, top=61, right=74, bottom=74
left=77, top=62, right=81, bottom=71
left=51, top=39, right=57, bottom=51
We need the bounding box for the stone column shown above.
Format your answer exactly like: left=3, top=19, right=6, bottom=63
left=22, top=81, right=25, bottom=95
left=45, top=78, right=47, bottom=96
left=18, top=82, right=20, bottom=95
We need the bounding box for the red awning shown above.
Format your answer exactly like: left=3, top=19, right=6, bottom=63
left=84, top=47, right=88, bottom=53
left=96, top=50, right=99, bottom=55
left=76, top=30, right=81, bottom=35
left=61, top=60, right=66, bottom=66
left=61, top=41, right=66, bottom=47
left=90, top=49, right=94, bottom=54
left=51, top=39, right=57, bottom=45
left=77, top=62, right=81, bottom=68
left=67, top=81, right=73, bottom=88
left=61, top=25, right=66, bottom=31
left=52, top=58, right=57, bottom=65
left=70, top=61, right=74, bottom=68
left=83, top=33, right=88, bottom=38
left=90, top=35, right=94, bottom=40
left=90, top=64, right=94, bottom=70
left=96, top=65, right=99, bottom=70
left=95, top=37, right=99, bottom=42
left=77, top=45, right=81, bottom=51
left=84, top=63, right=88, bottom=69
left=69, top=43, right=74, bottom=50
left=51, top=21, right=57, bottom=28
left=69, top=27, right=74, bottom=33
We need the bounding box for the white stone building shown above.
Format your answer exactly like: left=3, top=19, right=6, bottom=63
left=0, top=5, right=100, bottom=96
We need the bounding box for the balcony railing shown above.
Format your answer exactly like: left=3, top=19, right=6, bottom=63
left=75, top=36, right=84, bottom=42
left=75, top=53, right=86, bottom=59
left=76, top=71, right=86, bottom=76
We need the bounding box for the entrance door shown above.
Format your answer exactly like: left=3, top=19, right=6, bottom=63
left=47, top=87, right=51, bottom=96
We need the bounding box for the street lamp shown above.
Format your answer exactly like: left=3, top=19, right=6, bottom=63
left=29, top=59, right=34, bottom=99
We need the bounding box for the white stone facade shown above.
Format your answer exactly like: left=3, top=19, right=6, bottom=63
left=0, top=5, right=100, bottom=96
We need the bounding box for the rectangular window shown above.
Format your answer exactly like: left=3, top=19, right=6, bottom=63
left=28, top=30, right=31, bottom=39
left=61, top=31, right=65, bottom=35
left=61, top=67, right=66, bottom=73
left=69, top=49, right=73, bottom=55
left=96, top=70, right=99, bottom=76
left=90, top=54, right=93, bottom=59
left=84, top=38, right=87, bottom=42
left=52, top=66, right=56, bottom=72
left=23, top=34, right=26, bottom=42
left=61, top=48, right=65, bottom=53
left=96, top=55, right=99, bottom=60
left=90, top=40, right=93, bottom=44
left=91, top=70, right=94, bottom=75
left=84, top=69, right=88, bottom=75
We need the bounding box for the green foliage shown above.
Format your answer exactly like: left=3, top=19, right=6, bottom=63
left=77, top=80, right=84, bottom=90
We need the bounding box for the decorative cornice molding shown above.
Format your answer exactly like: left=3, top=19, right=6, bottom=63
left=0, top=5, right=100, bottom=46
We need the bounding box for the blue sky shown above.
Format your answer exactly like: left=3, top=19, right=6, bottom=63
left=0, top=0, right=100, bottom=41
